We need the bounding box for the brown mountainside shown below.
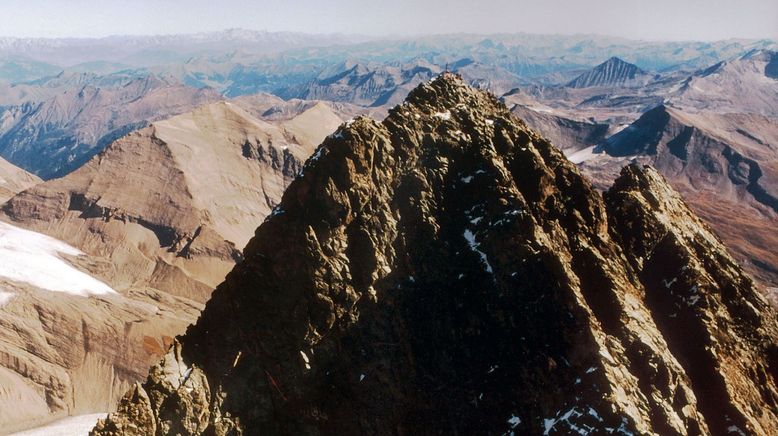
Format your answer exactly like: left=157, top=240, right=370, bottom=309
left=0, top=98, right=351, bottom=432
left=2, top=100, right=347, bottom=299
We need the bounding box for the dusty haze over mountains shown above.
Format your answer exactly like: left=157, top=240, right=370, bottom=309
left=1, top=0, right=777, bottom=40
left=0, top=2, right=776, bottom=435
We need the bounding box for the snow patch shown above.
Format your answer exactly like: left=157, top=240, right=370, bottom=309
left=543, top=406, right=599, bottom=435
left=463, top=229, right=493, bottom=273
left=0, top=221, right=115, bottom=297
left=300, top=350, right=311, bottom=370
left=0, top=290, right=12, bottom=307
left=507, top=415, right=521, bottom=428
left=433, top=110, right=451, bottom=120
left=662, top=277, right=678, bottom=288
left=9, top=413, right=108, bottom=436
left=565, top=146, right=599, bottom=164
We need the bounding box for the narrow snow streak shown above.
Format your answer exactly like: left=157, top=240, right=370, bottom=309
left=463, top=229, right=493, bottom=273
left=0, top=221, right=115, bottom=296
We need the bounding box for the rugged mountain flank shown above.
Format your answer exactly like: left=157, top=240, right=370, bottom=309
left=508, top=103, right=609, bottom=156
left=290, top=59, right=522, bottom=108
left=582, top=104, right=778, bottom=288
left=0, top=74, right=221, bottom=179
left=0, top=265, right=202, bottom=434
left=93, top=75, right=777, bottom=435
left=1, top=100, right=345, bottom=300
left=669, top=49, right=778, bottom=116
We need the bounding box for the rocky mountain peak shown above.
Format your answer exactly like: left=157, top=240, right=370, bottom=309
left=567, top=56, right=648, bottom=88
left=92, top=74, right=778, bottom=435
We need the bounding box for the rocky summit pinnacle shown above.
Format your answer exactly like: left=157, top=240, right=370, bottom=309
left=91, top=74, right=778, bottom=435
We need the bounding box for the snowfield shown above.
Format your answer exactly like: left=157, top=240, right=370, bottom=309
left=0, top=221, right=115, bottom=296
left=565, top=145, right=599, bottom=164
left=9, top=413, right=107, bottom=436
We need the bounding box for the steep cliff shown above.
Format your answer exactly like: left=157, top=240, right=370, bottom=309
left=93, top=74, right=777, bottom=435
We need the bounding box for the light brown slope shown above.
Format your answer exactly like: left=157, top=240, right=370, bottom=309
left=2, top=100, right=346, bottom=300
left=0, top=99, right=349, bottom=433
left=0, top=278, right=202, bottom=434
left=0, top=157, right=40, bottom=202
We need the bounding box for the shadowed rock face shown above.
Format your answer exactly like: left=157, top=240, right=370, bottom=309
left=92, top=75, right=778, bottom=435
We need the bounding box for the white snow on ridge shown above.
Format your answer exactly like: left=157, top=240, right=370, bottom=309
left=9, top=413, right=107, bottom=436
left=0, top=289, right=12, bottom=307
left=0, top=221, right=115, bottom=296
left=433, top=110, right=451, bottom=120
left=565, top=146, right=599, bottom=164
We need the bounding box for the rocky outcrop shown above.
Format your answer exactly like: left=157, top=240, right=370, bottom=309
left=93, top=75, right=778, bottom=435
left=605, top=164, right=778, bottom=434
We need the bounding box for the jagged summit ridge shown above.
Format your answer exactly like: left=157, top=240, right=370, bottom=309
left=93, top=74, right=778, bottom=436
left=567, top=57, right=648, bottom=88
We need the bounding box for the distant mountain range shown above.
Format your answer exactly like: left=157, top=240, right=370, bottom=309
left=0, top=73, right=221, bottom=179
left=0, top=31, right=774, bottom=87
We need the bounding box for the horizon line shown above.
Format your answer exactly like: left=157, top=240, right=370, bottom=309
left=0, top=28, right=775, bottom=45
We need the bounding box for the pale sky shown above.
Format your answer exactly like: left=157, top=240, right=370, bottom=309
left=0, top=0, right=776, bottom=41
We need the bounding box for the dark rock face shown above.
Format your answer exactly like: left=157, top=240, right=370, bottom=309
left=92, top=75, right=778, bottom=435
